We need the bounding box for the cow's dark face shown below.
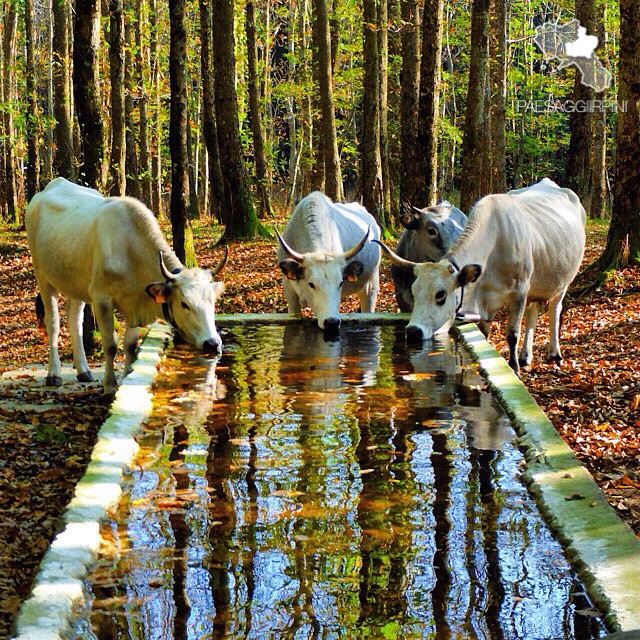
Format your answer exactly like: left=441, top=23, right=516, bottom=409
left=146, top=268, right=224, bottom=353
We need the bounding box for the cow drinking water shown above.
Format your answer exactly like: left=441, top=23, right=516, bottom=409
left=277, top=191, right=381, bottom=332
left=376, top=179, right=586, bottom=374
left=26, top=178, right=227, bottom=394
left=392, top=200, right=467, bottom=311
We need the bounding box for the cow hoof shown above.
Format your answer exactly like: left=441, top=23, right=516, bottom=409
left=77, top=371, right=95, bottom=383
left=547, top=355, right=563, bottom=366
left=508, top=360, right=520, bottom=376
left=45, top=375, right=63, bottom=387
left=518, top=358, right=532, bottom=370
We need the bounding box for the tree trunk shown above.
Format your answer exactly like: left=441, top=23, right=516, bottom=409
left=312, top=0, right=343, bottom=201
left=245, top=1, right=273, bottom=217
left=124, top=2, right=139, bottom=199
left=310, top=2, right=326, bottom=192
left=1, top=3, right=18, bottom=221
left=399, top=0, right=420, bottom=205
left=489, top=0, right=507, bottom=193
left=199, top=0, right=224, bottom=221
left=599, top=0, right=640, bottom=268
left=378, top=0, right=390, bottom=218
left=211, top=0, right=259, bottom=239
left=565, top=0, right=596, bottom=214
left=108, top=0, right=126, bottom=195
left=136, top=0, right=151, bottom=206
left=74, top=0, right=105, bottom=190
left=416, top=0, right=444, bottom=206
left=52, top=0, right=74, bottom=179
left=459, top=0, right=491, bottom=213
left=24, top=0, right=40, bottom=203
left=362, top=0, right=385, bottom=225
left=169, top=0, right=196, bottom=264
left=149, top=0, right=162, bottom=214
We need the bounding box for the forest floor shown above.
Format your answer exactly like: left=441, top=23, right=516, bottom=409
left=0, top=217, right=639, bottom=638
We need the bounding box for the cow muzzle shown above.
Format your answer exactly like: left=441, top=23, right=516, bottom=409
left=322, top=317, right=341, bottom=334
left=202, top=337, right=222, bottom=354
left=405, top=325, right=425, bottom=342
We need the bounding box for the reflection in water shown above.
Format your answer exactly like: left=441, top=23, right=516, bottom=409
left=73, top=324, right=606, bottom=640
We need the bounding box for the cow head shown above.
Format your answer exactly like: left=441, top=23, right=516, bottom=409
left=400, top=201, right=467, bottom=262
left=277, top=228, right=370, bottom=332
left=375, top=240, right=481, bottom=341
left=145, top=248, right=227, bottom=354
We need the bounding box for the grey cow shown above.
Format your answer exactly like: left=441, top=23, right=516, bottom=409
left=391, top=201, right=467, bottom=311
left=277, top=191, right=381, bottom=332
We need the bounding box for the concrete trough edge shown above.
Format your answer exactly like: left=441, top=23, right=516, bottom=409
left=12, top=322, right=172, bottom=640
left=455, top=322, right=640, bottom=633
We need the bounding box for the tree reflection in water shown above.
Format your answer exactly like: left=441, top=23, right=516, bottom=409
left=74, top=324, right=606, bottom=640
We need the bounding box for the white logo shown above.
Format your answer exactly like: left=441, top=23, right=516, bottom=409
left=534, top=19, right=612, bottom=93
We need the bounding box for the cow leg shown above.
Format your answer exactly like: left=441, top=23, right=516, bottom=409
left=40, top=284, right=63, bottom=387
left=358, top=270, right=379, bottom=313
left=123, top=327, right=140, bottom=376
left=547, top=289, right=566, bottom=365
left=518, top=302, right=539, bottom=369
left=506, top=292, right=528, bottom=375
left=67, top=299, right=94, bottom=382
left=94, top=297, right=119, bottom=395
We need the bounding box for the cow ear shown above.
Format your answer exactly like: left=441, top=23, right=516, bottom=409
left=458, top=264, right=482, bottom=286
left=400, top=206, right=420, bottom=230
left=145, top=282, right=170, bottom=304
left=344, top=260, right=364, bottom=282
left=279, top=260, right=304, bottom=281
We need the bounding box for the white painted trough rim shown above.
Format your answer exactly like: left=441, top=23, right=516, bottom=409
left=12, top=322, right=172, bottom=640
left=455, top=323, right=640, bottom=634
left=12, top=314, right=640, bottom=637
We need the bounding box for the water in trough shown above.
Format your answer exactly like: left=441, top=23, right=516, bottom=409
left=71, top=322, right=607, bottom=639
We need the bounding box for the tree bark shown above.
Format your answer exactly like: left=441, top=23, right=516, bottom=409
left=52, top=0, right=74, bottom=179
left=378, top=0, right=390, bottom=217
left=565, top=0, right=596, bottom=214
left=74, top=0, right=105, bottom=189
left=489, top=0, right=507, bottom=193
left=362, top=0, right=385, bottom=225
left=399, top=0, right=420, bottom=205
left=169, top=0, right=196, bottom=264
left=199, top=0, right=224, bottom=221
left=245, top=1, right=273, bottom=217
left=1, top=3, right=18, bottom=220
left=149, top=0, right=162, bottom=214
left=312, top=0, right=343, bottom=201
left=136, top=0, right=151, bottom=206
left=108, top=0, right=126, bottom=195
left=459, top=0, right=491, bottom=213
left=124, top=1, right=139, bottom=199
left=24, top=0, right=40, bottom=203
left=211, top=0, right=259, bottom=239
left=599, top=0, right=640, bottom=267
left=416, top=0, right=444, bottom=206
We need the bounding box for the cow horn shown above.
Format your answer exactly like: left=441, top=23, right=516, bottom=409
left=373, top=240, right=419, bottom=270
left=159, top=251, right=177, bottom=282
left=275, top=229, right=305, bottom=264
left=343, top=226, right=370, bottom=260
left=412, top=205, right=423, bottom=215
left=211, top=245, right=229, bottom=277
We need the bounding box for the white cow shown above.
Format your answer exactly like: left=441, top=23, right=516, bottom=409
left=26, top=178, right=227, bottom=394
left=376, top=179, right=586, bottom=373
left=277, top=191, right=381, bottom=332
